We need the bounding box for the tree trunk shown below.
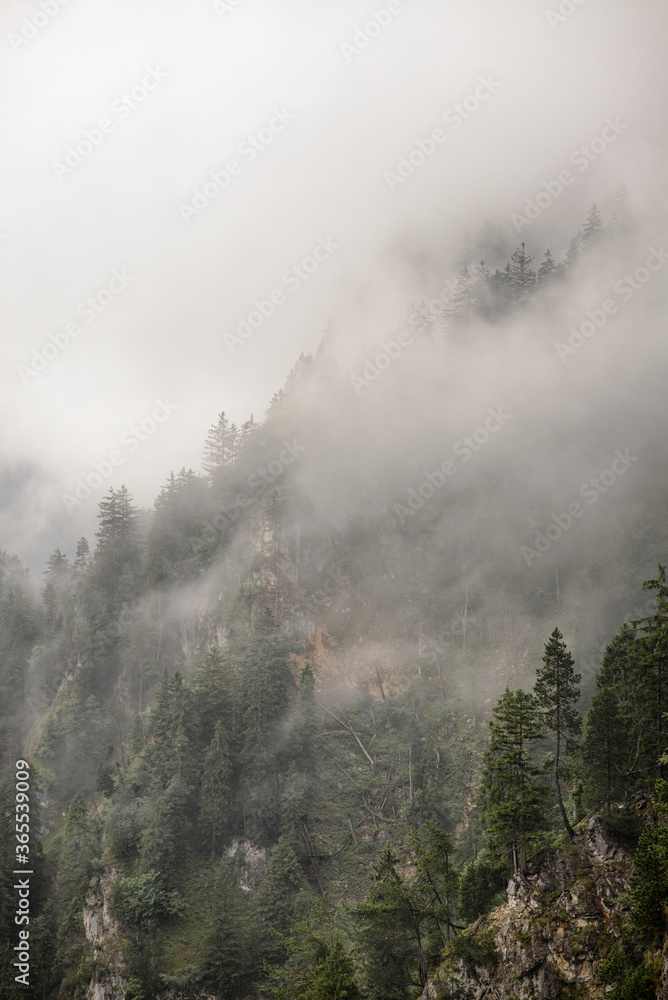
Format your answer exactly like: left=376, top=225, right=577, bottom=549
left=555, top=729, right=575, bottom=839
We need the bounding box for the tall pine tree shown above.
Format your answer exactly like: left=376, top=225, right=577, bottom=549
left=534, top=627, right=582, bottom=839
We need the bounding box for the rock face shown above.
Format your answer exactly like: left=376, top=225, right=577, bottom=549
left=83, top=869, right=127, bottom=1000
left=424, top=818, right=633, bottom=1000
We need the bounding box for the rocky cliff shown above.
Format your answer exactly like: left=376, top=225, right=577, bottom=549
left=422, top=817, right=640, bottom=1000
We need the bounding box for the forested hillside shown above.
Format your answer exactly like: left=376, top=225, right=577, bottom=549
left=2, top=197, right=668, bottom=1000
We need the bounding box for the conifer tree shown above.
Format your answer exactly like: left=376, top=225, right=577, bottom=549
left=508, top=243, right=536, bottom=299
left=472, top=261, right=495, bottom=319
left=479, top=688, right=549, bottom=874
left=561, top=235, right=580, bottom=272
left=255, top=835, right=313, bottom=965
left=581, top=687, right=630, bottom=810
left=534, top=627, right=582, bottom=839
left=609, top=184, right=634, bottom=239
left=262, top=895, right=362, bottom=1000
left=353, top=845, right=428, bottom=997
left=580, top=203, right=604, bottom=249
left=409, top=821, right=460, bottom=946
left=73, top=537, right=90, bottom=577
left=200, top=719, right=232, bottom=858
left=631, top=565, right=668, bottom=778
left=537, top=249, right=557, bottom=284
left=450, top=267, right=473, bottom=325
left=202, top=411, right=239, bottom=479
left=199, top=858, right=257, bottom=997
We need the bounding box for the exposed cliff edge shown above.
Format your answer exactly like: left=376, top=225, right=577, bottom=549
left=422, top=816, right=645, bottom=1000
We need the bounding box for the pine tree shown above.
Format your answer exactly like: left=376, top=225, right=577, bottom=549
left=450, top=267, right=473, bottom=325
left=534, top=627, right=582, bottom=839
left=508, top=243, right=536, bottom=299
left=580, top=203, right=604, bottom=249
left=261, top=896, right=362, bottom=1000
left=202, top=411, right=239, bottom=479
left=93, top=486, right=141, bottom=606
left=631, top=565, right=668, bottom=778
left=537, top=249, right=557, bottom=284
left=255, top=835, right=312, bottom=965
left=561, top=235, right=581, bottom=273
left=609, top=184, right=634, bottom=239
left=409, top=821, right=460, bottom=946
left=73, top=537, right=90, bottom=577
left=199, top=858, right=257, bottom=997
left=472, top=261, right=495, bottom=319
left=353, top=845, right=428, bottom=997
left=479, top=689, right=550, bottom=874
left=200, top=719, right=231, bottom=858
left=581, top=687, right=630, bottom=810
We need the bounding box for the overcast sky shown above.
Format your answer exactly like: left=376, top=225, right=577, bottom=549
left=2, top=0, right=667, bottom=571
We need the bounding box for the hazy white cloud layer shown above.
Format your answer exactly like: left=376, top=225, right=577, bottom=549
left=1, top=0, right=667, bottom=568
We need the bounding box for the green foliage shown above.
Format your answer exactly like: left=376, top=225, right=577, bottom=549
left=442, top=926, right=498, bottom=968
left=112, top=870, right=184, bottom=927
left=256, top=835, right=313, bottom=966
left=262, top=916, right=363, bottom=1000
left=458, top=855, right=506, bottom=924
left=628, top=822, right=668, bottom=935
left=198, top=859, right=257, bottom=998
left=534, top=627, right=581, bottom=837
left=479, top=689, right=551, bottom=874
left=352, top=846, right=427, bottom=998
left=598, top=945, right=657, bottom=1000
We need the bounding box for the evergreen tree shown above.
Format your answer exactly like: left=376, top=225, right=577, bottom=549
left=409, top=821, right=460, bottom=948
left=203, top=411, right=239, bottom=479
left=534, top=628, right=582, bottom=839
left=479, top=689, right=550, bottom=874
left=472, top=261, right=495, bottom=319
left=92, top=485, right=141, bottom=607
left=73, top=536, right=90, bottom=577
left=199, top=858, right=257, bottom=997
left=537, top=249, right=557, bottom=284
left=561, top=235, right=580, bottom=272
left=256, top=835, right=312, bottom=965
left=630, top=565, right=668, bottom=778
left=580, top=203, right=605, bottom=249
left=450, top=267, right=473, bottom=325
left=261, top=895, right=362, bottom=1000
left=508, top=243, right=536, bottom=299
left=458, top=854, right=506, bottom=924
left=353, top=845, right=428, bottom=997
left=581, top=687, right=630, bottom=810
left=609, top=184, right=634, bottom=239
left=200, top=719, right=232, bottom=858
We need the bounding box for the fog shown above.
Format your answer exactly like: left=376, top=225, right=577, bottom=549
left=1, top=0, right=667, bottom=578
